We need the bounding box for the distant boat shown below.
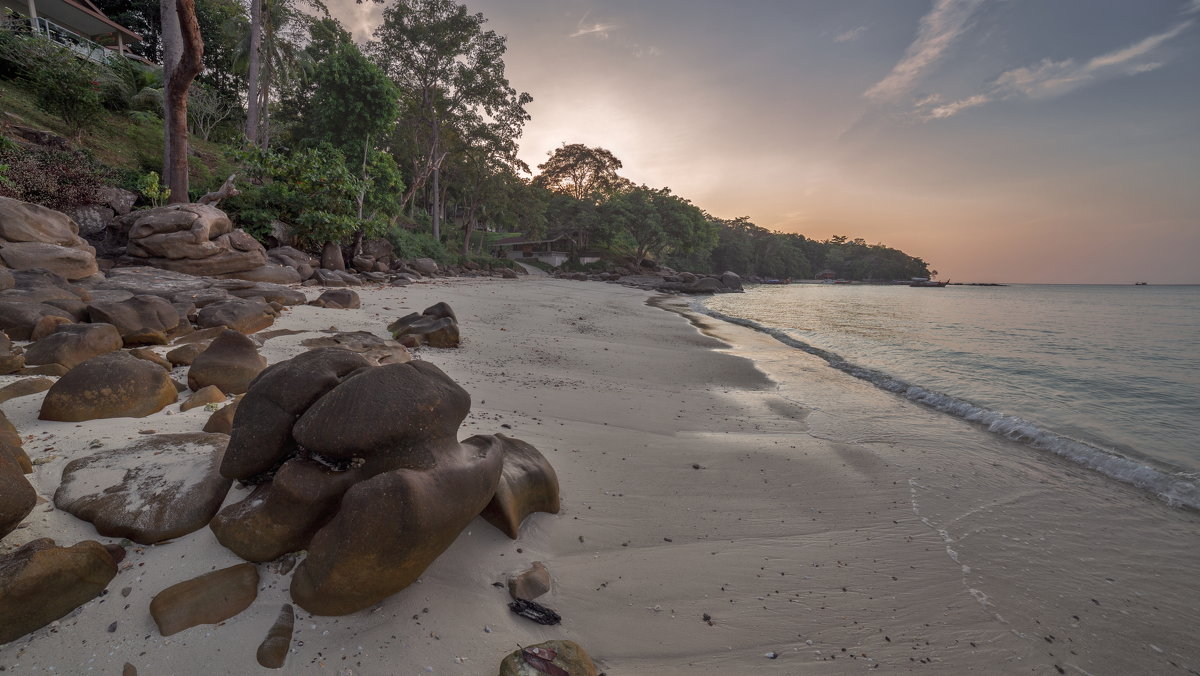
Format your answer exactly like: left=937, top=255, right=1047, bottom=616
left=909, top=278, right=948, bottom=287
left=762, top=278, right=791, bottom=285
left=1135, top=281, right=1149, bottom=286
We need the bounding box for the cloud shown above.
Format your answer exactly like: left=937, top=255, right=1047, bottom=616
left=834, top=26, right=868, bottom=43
left=919, top=19, right=1195, bottom=119
left=865, top=0, right=987, bottom=102
left=570, top=13, right=617, bottom=39
left=1185, top=0, right=1200, bottom=15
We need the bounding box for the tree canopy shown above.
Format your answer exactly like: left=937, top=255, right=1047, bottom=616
left=533, top=143, right=624, bottom=202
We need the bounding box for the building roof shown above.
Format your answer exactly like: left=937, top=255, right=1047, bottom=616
left=494, top=233, right=574, bottom=247
left=25, top=0, right=142, bottom=42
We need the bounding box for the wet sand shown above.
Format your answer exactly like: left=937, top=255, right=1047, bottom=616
left=2, top=277, right=1198, bottom=674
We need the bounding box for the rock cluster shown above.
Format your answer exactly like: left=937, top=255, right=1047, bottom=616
left=211, top=349, right=560, bottom=615
left=118, top=204, right=271, bottom=278
left=0, top=197, right=99, bottom=280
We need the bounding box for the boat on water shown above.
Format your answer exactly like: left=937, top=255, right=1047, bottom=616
left=1135, top=281, right=1149, bottom=286
left=909, top=277, right=949, bottom=287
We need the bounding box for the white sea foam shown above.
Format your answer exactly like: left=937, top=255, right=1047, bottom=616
left=697, top=305, right=1200, bottom=511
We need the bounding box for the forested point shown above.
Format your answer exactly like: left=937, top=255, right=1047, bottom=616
left=0, top=0, right=930, bottom=281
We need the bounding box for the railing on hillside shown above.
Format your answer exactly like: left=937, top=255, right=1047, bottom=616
left=0, top=16, right=116, bottom=65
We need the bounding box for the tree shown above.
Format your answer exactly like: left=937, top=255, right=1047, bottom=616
left=600, top=185, right=714, bottom=263
left=533, top=143, right=623, bottom=202
left=371, top=0, right=531, bottom=242
left=163, top=0, right=203, bottom=202
left=243, top=0, right=264, bottom=145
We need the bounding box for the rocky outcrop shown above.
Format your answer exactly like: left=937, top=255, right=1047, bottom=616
left=0, top=539, right=118, bottom=644
left=120, top=204, right=268, bottom=277
left=149, top=563, right=259, bottom=636
left=22, top=322, right=123, bottom=370
left=54, top=433, right=232, bottom=544
left=187, top=329, right=267, bottom=395
left=39, top=352, right=178, bottom=422
left=0, top=301, right=74, bottom=340
left=387, top=302, right=460, bottom=348
left=0, top=197, right=99, bottom=280
left=479, top=434, right=561, bottom=539
left=267, top=247, right=316, bottom=281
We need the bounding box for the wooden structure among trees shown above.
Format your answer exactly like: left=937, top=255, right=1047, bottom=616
left=0, top=0, right=140, bottom=63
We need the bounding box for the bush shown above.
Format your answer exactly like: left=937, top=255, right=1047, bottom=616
left=0, top=143, right=112, bottom=210
left=386, top=227, right=452, bottom=264
left=0, top=34, right=105, bottom=134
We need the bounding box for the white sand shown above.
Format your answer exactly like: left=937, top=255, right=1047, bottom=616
left=2, top=276, right=1198, bottom=674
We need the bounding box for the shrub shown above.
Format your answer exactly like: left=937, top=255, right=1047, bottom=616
left=0, top=144, right=112, bottom=210
left=0, top=35, right=105, bottom=134
left=386, top=227, right=451, bottom=264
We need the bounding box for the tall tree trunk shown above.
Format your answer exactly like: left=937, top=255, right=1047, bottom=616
left=164, top=0, right=203, bottom=203
left=244, top=0, right=264, bottom=146
left=160, top=0, right=180, bottom=178
left=430, top=166, right=440, bottom=242
left=429, top=106, right=440, bottom=242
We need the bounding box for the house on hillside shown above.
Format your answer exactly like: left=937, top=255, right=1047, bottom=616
left=493, top=233, right=603, bottom=268
left=1, top=0, right=141, bottom=64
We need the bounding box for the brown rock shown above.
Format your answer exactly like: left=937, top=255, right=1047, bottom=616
left=0, top=301, right=74, bottom=340
left=300, top=331, right=410, bottom=366
left=149, top=563, right=259, bottom=636
left=507, top=561, right=551, bottom=601
left=165, top=342, right=208, bottom=366
left=19, top=363, right=69, bottom=376
left=28, top=314, right=73, bottom=341
left=120, top=204, right=267, bottom=277
left=309, top=288, right=360, bottom=309
left=0, top=333, right=23, bottom=374
left=480, top=435, right=561, bottom=539
left=130, top=346, right=172, bottom=370
left=0, top=453, right=35, bottom=539
left=54, top=433, right=232, bottom=544
left=256, top=604, right=295, bottom=669
left=387, top=303, right=460, bottom=348
left=187, top=330, right=267, bottom=395
left=0, top=410, right=31, bottom=473
left=289, top=436, right=503, bottom=615
left=202, top=395, right=241, bottom=435
left=0, top=377, right=54, bottom=405
left=498, top=640, right=598, bottom=676
left=0, top=539, right=118, bottom=644
left=0, top=242, right=98, bottom=280
left=220, top=349, right=372, bottom=480
left=320, top=242, right=345, bottom=271
left=196, top=298, right=276, bottom=334
left=87, top=295, right=181, bottom=346
left=39, top=352, right=178, bottom=422
left=23, top=323, right=123, bottom=369
left=181, top=384, right=226, bottom=412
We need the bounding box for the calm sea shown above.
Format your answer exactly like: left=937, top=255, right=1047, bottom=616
left=702, top=283, right=1200, bottom=508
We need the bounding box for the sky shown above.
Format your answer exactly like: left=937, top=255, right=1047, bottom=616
left=330, top=0, right=1200, bottom=283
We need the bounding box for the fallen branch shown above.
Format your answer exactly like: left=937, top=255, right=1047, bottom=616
left=199, top=174, right=240, bottom=206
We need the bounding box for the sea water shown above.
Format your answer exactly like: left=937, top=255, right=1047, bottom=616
left=702, top=283, right=1200, bottom=508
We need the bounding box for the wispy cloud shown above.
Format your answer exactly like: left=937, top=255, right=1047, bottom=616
left=919, top=19, right=1195, bottom=119
left=834, top=26, right=868, bottom=43
left=865, top=0, right=987, bottom=102
left=1185, top=0, right=1200, bottom=15
left=570, top=13, right=617, bottom=39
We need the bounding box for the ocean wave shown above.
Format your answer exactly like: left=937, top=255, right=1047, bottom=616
left=695, top=304, right=1200, bottom=511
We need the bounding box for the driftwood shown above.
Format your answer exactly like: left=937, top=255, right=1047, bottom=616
left=199, top=174, right=240, bottom=206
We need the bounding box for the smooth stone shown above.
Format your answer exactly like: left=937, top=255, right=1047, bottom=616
left=187, top=330, right=266, bottom=395
left=508, top=561, right=551, bottom=601
left=181, top=385, right=225, bottom=412
left=39, top=352, right=178, bottom=422
left=478, top=434, right=562, bottom=539
left=0, top=539, right=118, bottom=644
left=149, top=563, right=259, bottom=636
left=256, top=604, right=295, bottom=669
left=497, top=640, right=598, bottom=676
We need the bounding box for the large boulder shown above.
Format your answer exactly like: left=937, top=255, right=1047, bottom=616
left=22, top=322, right=123, bottom=369
left=720, top=270, right=743, bottom=290
left=0, top=539, right=118, bottom=644
left=209, top=279, right=305, bottom=306
left=54, top=433, right=232, bottom=544
left=119, top=204, right=267, bottom=277
left=410, top=257, right=439, bottom=276
left=149, top=563, right=259, bottom=637
left=387, top=302, right=461, bottom=348
left=0, top=452, right=35, bottom=540
left=0, top=333, right=22, bottom=373
left=320, top=242, right=344, bottom=271
left=218, top=265, right=302, bottom=285
left=0, top=197, right=98, bottom=280
left=267, top=247, right=315, bottom=281
left=196, top=297, right=276, bottom=334
left=0, top=410, right=32, bottom=473
left=87, top=295, right=181, bottom=345
left=187, top=329, right=267, bottom=395
left=213, top=356, right=517, bottom=616
left=309, top=289, right=360, bottom=309
left=93, top=267, right=210, bottom=298
left=39, top=351, right=178, bottom=422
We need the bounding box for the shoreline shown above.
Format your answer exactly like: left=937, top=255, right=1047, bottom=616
left=2, top=277, right=1198, bottom=674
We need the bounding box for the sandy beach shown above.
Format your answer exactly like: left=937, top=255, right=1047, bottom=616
left=2, top=275, right=1198, bottom=675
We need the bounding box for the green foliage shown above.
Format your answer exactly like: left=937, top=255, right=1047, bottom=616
left=0, top=35, right=105, bottom=134
left=533, top=143, right=624, bottom=202
left=225, top=143, right=401, bottom=248
left=134, top=171, right=171, bottom=207
left=0, top=144, right=112, bottom=210
left=386, top=227, right=452, bottom=264
left=598, top=185, right=716, bottom=262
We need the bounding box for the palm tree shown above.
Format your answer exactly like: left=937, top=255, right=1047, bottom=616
left=232, top=0, right=309, bottom=147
